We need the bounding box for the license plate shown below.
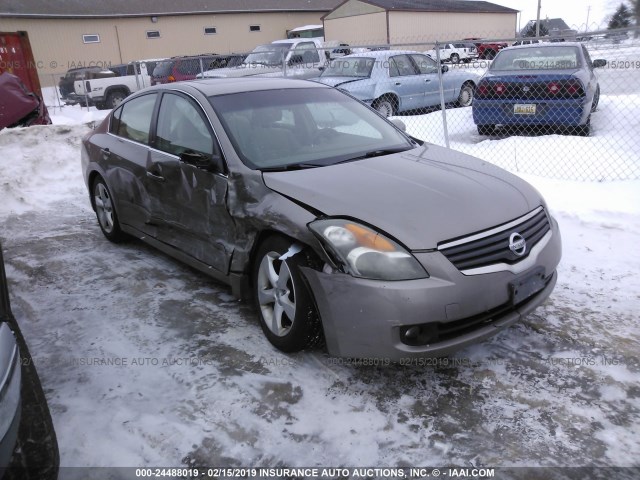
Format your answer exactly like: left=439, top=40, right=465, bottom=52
left=510, top=267, right=546, bottom=305
left=514, top=104, right=537, bottom=115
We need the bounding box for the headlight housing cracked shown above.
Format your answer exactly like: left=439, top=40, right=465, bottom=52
left=309, top=219, right=428, bottom=281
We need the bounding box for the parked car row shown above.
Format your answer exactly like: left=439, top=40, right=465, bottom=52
left=313, top=50, right=478, bottom=116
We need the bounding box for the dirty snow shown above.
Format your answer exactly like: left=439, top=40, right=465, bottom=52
left=1, top=62, right=639, bottom=478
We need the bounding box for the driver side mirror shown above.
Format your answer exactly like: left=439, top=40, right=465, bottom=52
left=593, top=59, right=607, bottom=68
left=180, top=151, right=225, bottom=174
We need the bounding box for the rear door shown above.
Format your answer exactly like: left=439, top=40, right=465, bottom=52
left=408, top=54, right=442, bottom=107
left=104, top=93, right=159, bottom=234
left=387, top=54, right=425, bottom=112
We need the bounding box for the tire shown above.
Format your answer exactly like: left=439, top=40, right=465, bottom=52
left=252, top=236, right=322, bottom=353
left=92, top=176, right=127, bottom=242
left=574, top=116, right=591, bottom=137
left=457, top=82, right=474, bottom=107
left=591, top=85, right=600, bottom=113
left=477, top=125, right=494, bottom=135
left=94, top=102, right=106, bottom=110
left=106, top=90, right=127, bottom=109
left=450, top=53, right=460, bottom=64
left=373, top=96, right=397, bottom=117
left=485, top=50, right=497, bottom=60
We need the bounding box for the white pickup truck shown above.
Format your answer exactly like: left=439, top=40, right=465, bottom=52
left=197, top=39, right=326, bottom=79
left=73, top=61, right=156, bottom=110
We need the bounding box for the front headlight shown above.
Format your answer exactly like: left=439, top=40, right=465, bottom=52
left=309, top=219, right=428, bottom=281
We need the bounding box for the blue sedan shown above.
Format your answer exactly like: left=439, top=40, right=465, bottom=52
left=473, top=43, right=607, bottom=136
left=314, top=50, right=480, bottom=117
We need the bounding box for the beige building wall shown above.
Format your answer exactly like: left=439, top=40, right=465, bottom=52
left=323, top=0, right=385, bottom=20
left=388, top=11, right=517, bottom=45
left=0, top=12, right=325, bottom=85
left=324, top=12, right=388, bottom=45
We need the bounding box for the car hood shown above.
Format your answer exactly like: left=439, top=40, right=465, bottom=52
left=263, top=145, right=543, bottom=249
left=314, top=76, right=369, bottom=88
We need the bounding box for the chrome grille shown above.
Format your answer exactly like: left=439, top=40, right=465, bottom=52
left=438, top=207, right=551, bottom=272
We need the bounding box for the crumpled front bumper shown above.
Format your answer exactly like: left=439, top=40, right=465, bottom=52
left=302, top=218, right=561, bottom=360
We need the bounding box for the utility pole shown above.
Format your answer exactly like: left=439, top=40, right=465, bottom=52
left=536, top=0, right=542, bottom=37
left=585, top=5, right=591, bottom=32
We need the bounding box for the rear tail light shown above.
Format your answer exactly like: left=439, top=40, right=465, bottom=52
left=477, top=82, right=491, bottom=98
left=565, top=79, right=584, bottom=97
left=494, top=83, right=506, bottom=95
left=547, top=82, right=561, bottom=95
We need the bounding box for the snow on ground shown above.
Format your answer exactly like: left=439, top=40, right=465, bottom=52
left=1, top=79, right=639, bottom=477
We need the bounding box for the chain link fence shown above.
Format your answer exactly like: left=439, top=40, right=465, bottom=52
left=38, top=26, right=640, bottom=182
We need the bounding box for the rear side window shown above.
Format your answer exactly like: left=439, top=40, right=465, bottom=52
left=389, top=55, right=416, bottom=77
left=116, top=94, right=157, bottom=144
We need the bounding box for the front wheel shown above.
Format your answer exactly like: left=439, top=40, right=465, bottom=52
left=252, top=237, right=322, bottom=352
left=92, top=177, right=127, bottom=242
left=373, top=97, right=397, bottom=117
left=457, top=83, right=474, bottom=107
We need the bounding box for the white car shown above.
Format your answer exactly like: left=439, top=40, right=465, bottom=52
left=426, top=43, right=478, bottom=64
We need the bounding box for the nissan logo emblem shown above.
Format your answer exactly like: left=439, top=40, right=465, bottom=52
left=509, top=232, right=527, bottom=256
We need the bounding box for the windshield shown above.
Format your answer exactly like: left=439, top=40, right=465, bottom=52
left=243, top=44, right=292, bottom=67
left=491, top=46, right=582, bottom=71
left=208, top=88, right=413, bottom=170
left=321, top=57, right=375, bottom=78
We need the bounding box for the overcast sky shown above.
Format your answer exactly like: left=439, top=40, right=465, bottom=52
left=486, top=0, right=623, bottom=31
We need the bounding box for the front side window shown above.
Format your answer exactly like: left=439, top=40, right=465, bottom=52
left=410, top=54, right=438, bottom=74
left=293, top=42, right=320, bottom=63
left=156, top=93, right=214, bottom=157
left=115, top=94, right=157, bottom=144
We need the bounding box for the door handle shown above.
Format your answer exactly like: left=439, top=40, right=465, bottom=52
left=146, top=171, right=165, bottom=182
left=100, top=147, right=111, bottom=159
left=395, top=82, right=401, bottom=86
left=425, top=79, right=431, bottom=83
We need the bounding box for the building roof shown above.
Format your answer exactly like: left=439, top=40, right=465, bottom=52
left=0, top=0, right=343, bottom=18
left=332, top=0, right=518, bottom=14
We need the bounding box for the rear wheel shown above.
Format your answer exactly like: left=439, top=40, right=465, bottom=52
left=252, top=237, right=322, bottom=352
left=457, top=82, right=474, bottom=107
left=590, top=85, right=600, bottom=112
left=485, top=50, right=497, bottom=60
left=477, top=125, right=494, bottom=135
left=574, top=116, right=591, bottom=137
left=373, top=96, right=398, bottom=117
left=450, top=53, right=460, bottom=64
left=106, top=90, right=126, bottom=109
left=92, top=177, right=127, bottom=242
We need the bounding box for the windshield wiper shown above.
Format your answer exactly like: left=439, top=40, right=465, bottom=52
left=260, top=163, right=323, bottom=172
left=336, top=147, right=412, bottom=164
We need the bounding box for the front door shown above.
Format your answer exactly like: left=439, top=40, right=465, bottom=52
left=145, top=92, right=235, bottom=274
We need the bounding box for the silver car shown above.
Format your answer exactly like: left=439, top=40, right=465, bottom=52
left=81, top=78, right=561, bottom=360
left=314, top=50, right=479, bottom=116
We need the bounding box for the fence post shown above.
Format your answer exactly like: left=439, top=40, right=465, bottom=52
left=199, top=57, right=205, bottom=78
left=282, top=50, right=287, bottom=77
left=435, top=41, right=451, bottom=149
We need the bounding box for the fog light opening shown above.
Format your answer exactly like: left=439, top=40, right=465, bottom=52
left=401, top=324, right=438, bottom=346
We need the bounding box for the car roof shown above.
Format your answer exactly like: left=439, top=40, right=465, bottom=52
left=152, top=77, right=329, bottom=97
left=501, top=42, right=584, bottom=52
